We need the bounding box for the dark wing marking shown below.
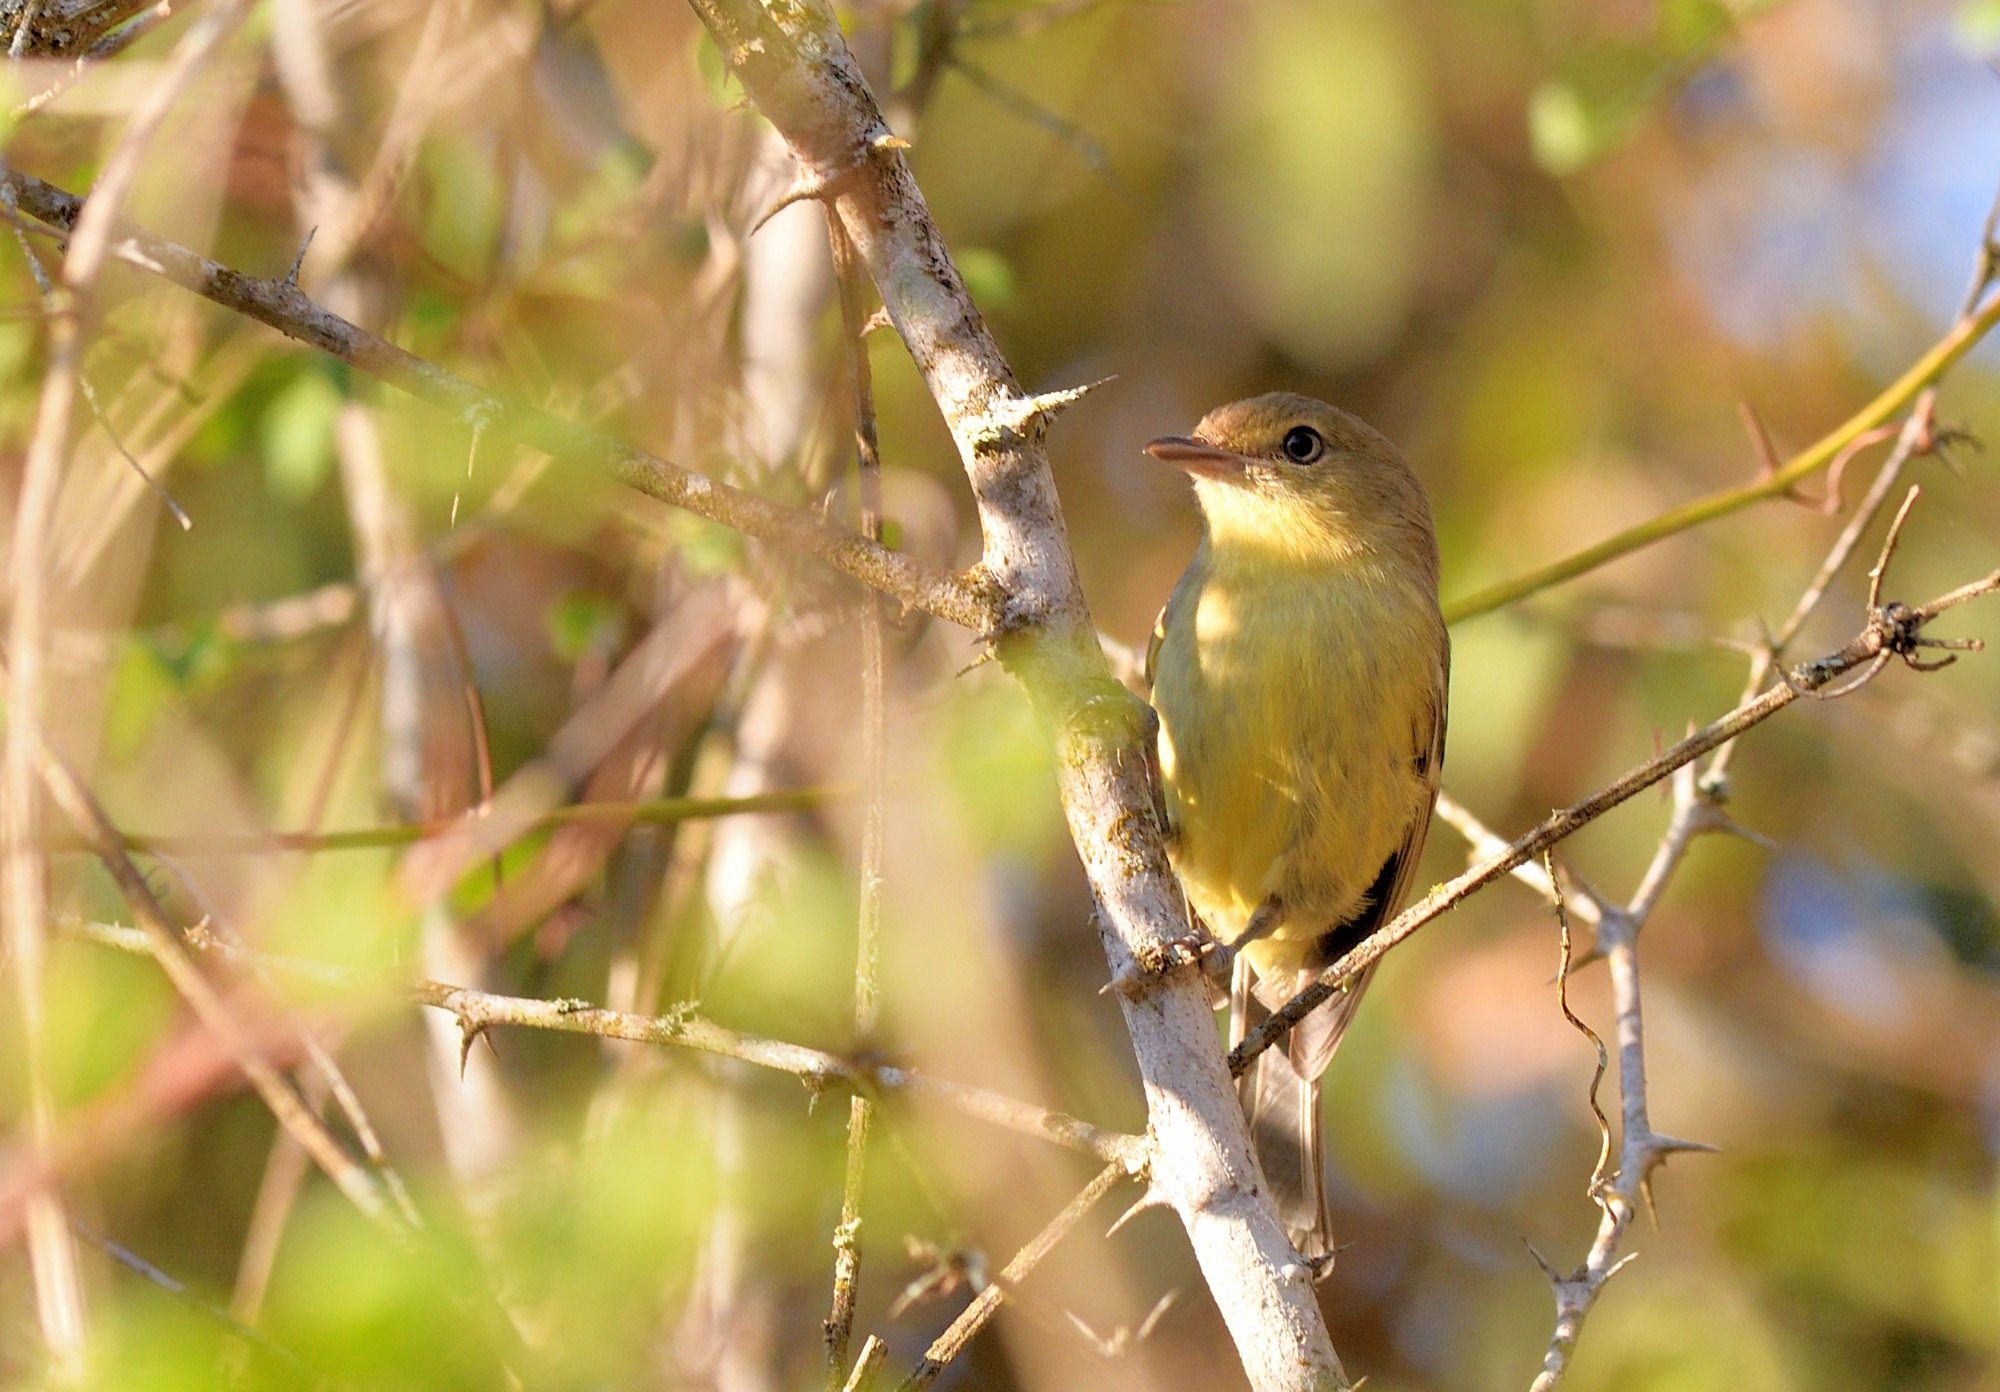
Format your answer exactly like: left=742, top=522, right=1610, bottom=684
left=1313, top=629, right=1448, bottom=971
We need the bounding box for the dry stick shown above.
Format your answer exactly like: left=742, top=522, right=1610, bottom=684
left=685, top=5, right=1345, bottom=1387
left=897, top=1160, right=1129, bottom=1392
left=411, top=984, right=1142, bottom=1165
left=0, top=0, right=159, bottom=57
left=0, top=167, right=993, bottom=632
left=1443, top=288, right=2000, bottom=625
left=1232, top=571, right=2000, bottom=1079
left=39, top=752, right=401, bottom=1230
left=823, top=219, right=888, bottom=1390
left=62, top=917, right=1143, bottom=1167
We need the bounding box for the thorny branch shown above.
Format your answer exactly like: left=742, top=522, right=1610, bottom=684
left=1524, top=763, right=1724, bottom=1392
left=1512, top=197, right=2000, bottom=1382
left=687, top=3, right=1350, bottom=1388
left=60, top=916, right=1145, bottom=1170
left=1443, top=285, right=2000, bottom=623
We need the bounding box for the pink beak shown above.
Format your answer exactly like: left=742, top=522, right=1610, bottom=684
left=1144, top=435, right=1247, bottom=482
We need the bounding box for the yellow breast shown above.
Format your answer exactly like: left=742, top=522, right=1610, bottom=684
left=1151, top=546, right=1441, bottom=975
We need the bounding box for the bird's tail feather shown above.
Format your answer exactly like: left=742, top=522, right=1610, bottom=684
left=1231, top=956, right=1375, bottom=1261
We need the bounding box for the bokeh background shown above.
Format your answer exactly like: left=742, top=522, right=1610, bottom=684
left=3, top=0, right=1999, bottom=1389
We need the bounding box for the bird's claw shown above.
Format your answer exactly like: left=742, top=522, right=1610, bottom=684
left=1101, top=929, right=1224, bottom=1001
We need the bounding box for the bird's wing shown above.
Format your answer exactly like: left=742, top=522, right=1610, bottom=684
left=1280, top=630, right=1450, bottom=1082
left=1377, top=630, right=1449, bottom=943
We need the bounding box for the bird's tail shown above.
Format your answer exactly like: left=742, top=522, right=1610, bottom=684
left=1230, top=955, right=1374, bottom=1262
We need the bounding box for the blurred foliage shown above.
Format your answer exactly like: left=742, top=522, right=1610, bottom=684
left=3, top=1, right=1999, bottom=1390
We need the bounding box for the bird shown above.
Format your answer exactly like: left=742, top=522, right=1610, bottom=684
left=1142, top=392, right=1448, bottom=1262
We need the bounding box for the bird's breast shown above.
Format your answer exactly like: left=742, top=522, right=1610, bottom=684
left=1152, top=554, right=1440, bottom=956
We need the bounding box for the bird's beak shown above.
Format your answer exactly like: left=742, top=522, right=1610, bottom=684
left=1144, top=435, right=1247, bottom=483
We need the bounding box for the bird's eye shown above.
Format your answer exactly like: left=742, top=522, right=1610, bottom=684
left=1281, top=426, right=1324, bottom=464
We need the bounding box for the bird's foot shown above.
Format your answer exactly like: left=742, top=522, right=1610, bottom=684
left=1100, top=928, right=1225, bottom=1001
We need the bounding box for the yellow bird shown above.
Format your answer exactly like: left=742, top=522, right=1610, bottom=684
left=1144, top=393, right=1448, bottom=1261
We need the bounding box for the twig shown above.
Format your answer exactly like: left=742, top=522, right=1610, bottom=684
left=0, top=166, right=994, bottom=631
left=1233, top=568, right=2000, bottom=1077
left=1705, top=404, right=1942, bottom=786
left=62, top=917, right=1146, bottom=1168
left=896, top=1160, right=1129, bottom=1391
left=1433, top=792, right=1605, bottom=929
left=1470, top=183, right=2000, bottom=635
left=1526, top=766, right=1721, bottom=1391
left=842, top=1335, right=888, bottom=1392
left=70, top=786, right=843, bottom=856
left=823, top=216, right=889, bottom=1389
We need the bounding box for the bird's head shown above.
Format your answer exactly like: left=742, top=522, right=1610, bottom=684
left=1146, top=392, right=1436, bottom=576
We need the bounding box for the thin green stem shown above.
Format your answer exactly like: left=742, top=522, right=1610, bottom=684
left=68, top=787, right=842, bottom=856
left=1444, top=293, right=2000, bottom=624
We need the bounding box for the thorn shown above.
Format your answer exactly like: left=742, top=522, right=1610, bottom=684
left=954, top=645, right=998, bottom=679
left=1739, top=400, right=1782, bottom=481
left=454, top=1010, right=490, bottom=1077
left=285, top=226, right=317, bottom=285
left=1064, top=1310, right=1117, bottom=1357
left=1603, top=1251, right=1640, bottom=1282
left=1820, top=422, right=1903, bottom=516
left=1707, top=812, right=1778, bottom=852
left=1523, top=1238, right=1565, bottom=1285
left=748, top=174, right=831, bottom=236
left=1648, top=1132, right=1721, bottom=1159
left=1133, top=1289, right=1178, bottom=1341
left=969, top=376, right=1117, bottom=449
left=860, top=306, right=893, bottom=336
left=1021, top=375, right=1116, bottom=426
left=1104, top=1184, right=1169, bottom=1238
